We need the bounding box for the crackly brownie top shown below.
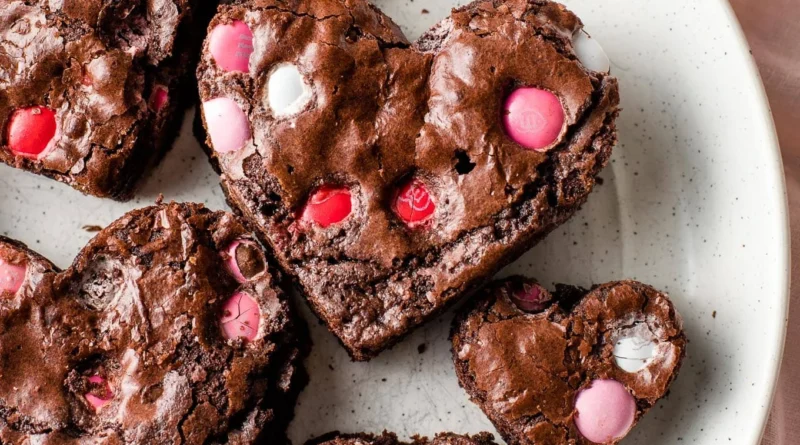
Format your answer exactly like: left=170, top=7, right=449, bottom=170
left=198, top=0, right=619, bottom=358
left=451, top=277, right=686, bottom=444
left=0, top=0, right=192, bottom=194
left=308, top=431, right=499, bottom=445
left=0, top=203, right=306, bottom=444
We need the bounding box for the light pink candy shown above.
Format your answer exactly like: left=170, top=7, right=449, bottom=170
left=85, top=375, right=113, bottom=411
left=0, top=258, right=26, bottom=294
left=203, top=97, right=251, bottom=153
left=503, top=87, right=565, bottom=151
left=224, top=239, right=253, bottom=283
left=220, top=292, right=261, bottom=342
left=574, top=379, right=636, bottom=443
left=209, top=21, right=254, bottom=73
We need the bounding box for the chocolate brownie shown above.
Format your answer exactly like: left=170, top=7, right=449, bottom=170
left=451, top=277, right=687, bottom=445
left=196, top=0, right=620, bottom=360
left=307, top=431, right=498, bottom=445
left=0, top=0, right=217, bottom=199
left=0, top=203, right=308, bottom=444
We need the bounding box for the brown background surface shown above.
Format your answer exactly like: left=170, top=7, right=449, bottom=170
left=729, top=1, right=800, bottom=443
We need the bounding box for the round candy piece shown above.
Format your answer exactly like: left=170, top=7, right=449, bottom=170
left=503, top=87, right=565, bottom=151
left=223, top=239, right=266, bottom=283
left=393, top=179, right=435, bottom=227
left=613, top=336, right=656, bottom=373
left=573, top=30, right=611, bottom=73
left=510, top=282, right=552, bottom=313
left=0, top=257, right=26, bottom=294
left=208, top=20, right=254, bottom=73
left=300, top=186, right=352, bottom=228
left=84, top=375, right=113, bottom=411
left=574, top=379, right=636, bottom=443
left=6, top=106, right=58, bottom=159
left=202, top=97, right=251, bottom=153
left=220, top=292, right=261, bottom=342
left=149, top=85, right=169, bottom=112
left=267, top=63, right=312, bottom=117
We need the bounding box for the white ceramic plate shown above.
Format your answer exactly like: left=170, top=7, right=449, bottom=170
left=0, top=0, right=789, bottom=443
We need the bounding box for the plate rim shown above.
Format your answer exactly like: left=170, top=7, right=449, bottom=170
left=714, top=0, right=792, bottom=440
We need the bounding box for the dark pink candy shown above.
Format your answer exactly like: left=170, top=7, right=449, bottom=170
left=0, top=257, right=26, bottom=294
left=6, top=106, right=58, bottom=159
left=503, top=87, right=565, bottom=151
left=220, top=292, right=261, bottom=342
left=208, top=21, right=254, bottom=73
left=84, top=375, right=113, bottom=411
left=393, top=179, right=435, bottom=227
left=510, top=282, right=552, bottom=312
left=300, top=186, right=353, bottom=228
left=149, top=85, right=169, bottom=112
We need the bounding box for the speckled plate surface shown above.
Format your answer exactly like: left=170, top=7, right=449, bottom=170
left=0, top=0, right=789, bottom=443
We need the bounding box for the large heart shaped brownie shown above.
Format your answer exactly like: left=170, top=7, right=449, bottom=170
left=451, top=277, right=687, bottom=444
left=196, top=0, right=620, bottom=360
left=0, top=203, right=307, bottom=444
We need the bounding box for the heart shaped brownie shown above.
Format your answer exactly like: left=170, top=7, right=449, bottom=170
left=308, top=431, right=498, bottom=445
left=0, top=0, right=217, bottom=199
left=196, top=0, right=620, bottom=360
left=451, top=277, right=687, bottom=444
left=0, top=203, right=308, bottom=444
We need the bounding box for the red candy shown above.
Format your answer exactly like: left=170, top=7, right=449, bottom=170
left=220, top=292, right=261, bottom=342
left=149, top=85, right=169, bottom=112
left=6, top=106, right=58, bottom=159
left=393, top=179, right=435, bottom=227
left=503, top=87, right=565, bottom=151
left=300, top=186, right=353, bottom=228
left=208, top=21, right=254, bottom=73
left=84, top=375, right=113, bottom=411
left=0, top=257, right=26, bottom=294
left=510, top=282, right=552, bottom=312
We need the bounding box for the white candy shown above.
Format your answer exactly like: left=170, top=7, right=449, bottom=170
left=573, top=30, right=610, bottom=73
left=267, top=63, right=312, bottom=117
left=613, top=336, right=656, bottom=372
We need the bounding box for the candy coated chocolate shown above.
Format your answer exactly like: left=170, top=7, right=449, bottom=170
left=202, top=97, right=251, bottom=153
left=503, top=88, right=565, bottom=151
left=209, top=21, right=254, bottom=73
left=300, top=186, right=353, bottom=228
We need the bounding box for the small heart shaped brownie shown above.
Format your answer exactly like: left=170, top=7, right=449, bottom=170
left=197, top=0, right=620, bottom=360
left=0, top=203, right=308, bottom=444
left=451, top=277, right=687, bottom=444
left=308, top=431, right=498, bottom=445
left=0, top=0, right=216, bottom=199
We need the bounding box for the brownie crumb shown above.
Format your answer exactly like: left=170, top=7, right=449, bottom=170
left=417, top=343, right=427, bottom=354
left=82, top=225, right=103, bottom=233
left=421, top=8, right=429, bottom=13
left=712, top=310, right=717, bottom=318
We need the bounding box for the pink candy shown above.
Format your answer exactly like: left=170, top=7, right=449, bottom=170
left=574, top=379, right=636, bottom=443
left=202, top=97, right=251, bottom=153
left=300, top=186, right=353, bottom=228
left=393, top=179, right=435, bottom=227
left=0, top=257, right=26, bottom=294
left=510, top=282, right=551, bottom=312
left=6, top=106, right=59, bottom=159
left=84, top=375, right=113, bottom=411
left=220, top=292, right=261, bottom=342
left=503, top=87, right=565, bottom=151
left=208, top=21, right=254, bottom=73
left=149, top=85, right=169, bottom=112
